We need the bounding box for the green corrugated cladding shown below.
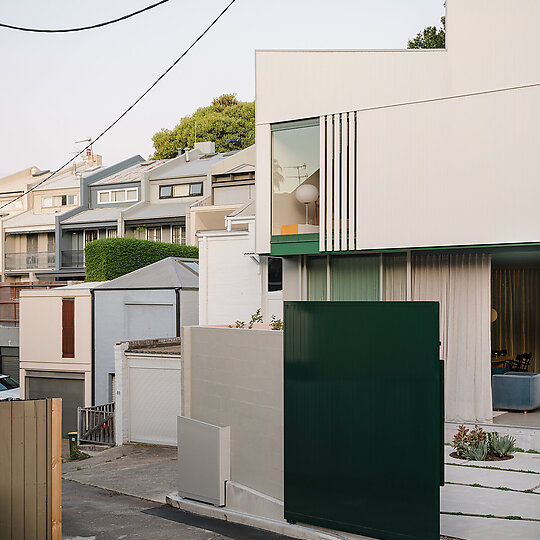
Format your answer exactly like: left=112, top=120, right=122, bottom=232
left=307, top=257, right=327, bottom=300
left=330, top=254, right=380, bottom=300
left=284, top=301, right=442, bottom=540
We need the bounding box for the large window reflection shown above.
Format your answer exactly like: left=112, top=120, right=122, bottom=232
left=272, top=119, right=319, bottom=236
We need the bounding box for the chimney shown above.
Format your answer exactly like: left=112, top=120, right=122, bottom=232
left=194, top=141, right=216, bottom=154
left=184, top=148, right=190, bottom=162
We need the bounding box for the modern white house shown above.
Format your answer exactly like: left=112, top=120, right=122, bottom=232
left=252, top=0, right=540, bottom=426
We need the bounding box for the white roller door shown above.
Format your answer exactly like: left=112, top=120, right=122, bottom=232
left=127, top=355, right=181, bottom=446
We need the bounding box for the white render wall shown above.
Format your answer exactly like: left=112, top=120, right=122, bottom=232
left=19, top=289, right=93, bottom=406
left=255, top=0, right=540, bottom=253
left=198, top=226, right=262, bottom=326
left=182, top=326, right=283, bottom=501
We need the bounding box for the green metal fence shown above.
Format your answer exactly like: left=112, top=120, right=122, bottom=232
left=284, top=301, right=442, bottom=540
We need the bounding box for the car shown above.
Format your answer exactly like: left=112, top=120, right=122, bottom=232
left=0, top=374, right=20, bottom=399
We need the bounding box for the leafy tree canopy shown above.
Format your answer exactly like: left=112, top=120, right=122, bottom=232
left=150, top=94, right=255, bottom=159
left=408, top=16, right=445, bottom=49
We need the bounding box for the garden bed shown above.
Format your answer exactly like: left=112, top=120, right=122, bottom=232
left=449, top=451, right=514, bottom=462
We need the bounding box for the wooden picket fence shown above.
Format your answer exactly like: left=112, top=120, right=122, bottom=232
left=0, top=398, right=62, bottom=540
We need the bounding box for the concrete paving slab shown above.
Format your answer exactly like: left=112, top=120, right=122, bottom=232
left=444, top=463, right=539, bottom=491
left=441, top=484, right=540, bottom=520
left=444, top=446, right=540, bottom=473
left=62, top=444, right=177, bottom=503
left=441, top=513, right=540, bottom=540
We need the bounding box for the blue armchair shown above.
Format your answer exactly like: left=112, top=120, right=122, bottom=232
left=492, top=372, right=540, bottom=412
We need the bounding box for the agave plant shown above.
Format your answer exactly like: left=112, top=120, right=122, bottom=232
left=489, top=432, right=517, bottom=457
left=463, top=440, right=488, bottom=461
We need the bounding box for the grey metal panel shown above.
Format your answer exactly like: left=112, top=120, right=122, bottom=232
left=93, top=289, right=178, bottom=405
left=26, top=375, right=84, bottom=436
left=1, top=355, right=19, bottom=381
left=177, top=416, right=230, bottom=506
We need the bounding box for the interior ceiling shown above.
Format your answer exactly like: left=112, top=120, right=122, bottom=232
left=491, top=249, right=540, bottom=268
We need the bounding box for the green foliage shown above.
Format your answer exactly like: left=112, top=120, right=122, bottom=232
left=463, top=440, right=488, bottom=461
left=488, top=433, right=517, bottom=457
left=151, top=94, right=255, bottom=159
left=408, top=16, right=445, bottom=49
left=270, top=315, right=283, bottom=331
left=248, top=308, right=263, bottom=329
left=84, top=238, right=198, bottom=281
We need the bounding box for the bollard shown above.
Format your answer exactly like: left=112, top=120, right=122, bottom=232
left=68, top=431, right=78, bottom=459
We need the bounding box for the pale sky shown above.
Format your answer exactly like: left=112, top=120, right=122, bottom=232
left=0, top=0, right=444, bottom=177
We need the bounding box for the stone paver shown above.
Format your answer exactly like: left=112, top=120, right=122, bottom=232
left=441, top=484, right=540, bottom=521
left=440, top=514, right=540, bottom=540
left=445, top=463, right=539, bottom=491
left=444, top=446, right=540, bottom=473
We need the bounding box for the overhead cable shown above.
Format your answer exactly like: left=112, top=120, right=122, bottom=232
left=0, top=0, right=238, bottom=210
left=0, top=0, right=170, bottom=33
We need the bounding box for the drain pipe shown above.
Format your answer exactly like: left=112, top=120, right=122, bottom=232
left=175, top=287, right=181, bottom=337
left=90, top=288, right=96, bottom=406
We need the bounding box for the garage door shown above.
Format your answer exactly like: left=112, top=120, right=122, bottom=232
left=26, top=372, right=84, bottom=436
left=128, top=360, right=181, bottom=446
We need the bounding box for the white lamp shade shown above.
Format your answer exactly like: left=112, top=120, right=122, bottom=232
left=295, top=184, right=319, bottom=204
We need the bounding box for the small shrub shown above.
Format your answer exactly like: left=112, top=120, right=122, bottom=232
left=248, top=309, right=263, bottom=329
left=270, top=315, right=283, bottom=331
left=489, top=433, right=516, bottom=457
left=452, top=425, right=470, bottom=457
left=85, top=237, right=198, bottom=281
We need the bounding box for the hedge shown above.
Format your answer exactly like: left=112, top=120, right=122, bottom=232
left=84, top=237, right=198, bottom=281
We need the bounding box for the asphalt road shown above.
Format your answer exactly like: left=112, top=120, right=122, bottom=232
left=63, top=479, right=293, bottom=540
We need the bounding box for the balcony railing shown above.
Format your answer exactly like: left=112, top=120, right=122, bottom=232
left=61, top=250, right=84, bottom=268
left=4, top=252, right=55, bottom=271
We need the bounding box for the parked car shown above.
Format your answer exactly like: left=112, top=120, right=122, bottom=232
left=0, top=374, right=20, bottom=399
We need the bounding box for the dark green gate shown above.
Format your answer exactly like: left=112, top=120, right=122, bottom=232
left=284, top=301, right=442, bottom=540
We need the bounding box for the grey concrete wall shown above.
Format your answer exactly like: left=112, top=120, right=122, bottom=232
left=183, top=326, right=283, bottom=501
left=94, top=289, right=177, bottom=404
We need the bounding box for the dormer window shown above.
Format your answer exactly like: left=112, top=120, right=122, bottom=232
left=159, top=182, right=203, bottom=199
left=98, top=188, right=138, bottom=204
left=42, top=194, right=78, bottom=208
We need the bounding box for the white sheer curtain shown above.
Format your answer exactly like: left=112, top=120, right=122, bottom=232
left=412, top=253, right=492, bottom=423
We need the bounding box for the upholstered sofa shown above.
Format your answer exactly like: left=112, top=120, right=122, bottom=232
left=492, top=372, right=540, bottom=412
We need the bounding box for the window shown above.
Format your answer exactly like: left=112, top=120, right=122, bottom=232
left=106, top=229, right=117, bottom=239
left=62, top=298, right=75, bottom=358
left=85, top=230, right=98, bottom=245
left=147, top=227, right=161, bottom=242
left=268, top=257, right=283, bottom=292
left=172, top=225, right=184, bottom=244
left=2, top=198, right=23, bottom=211
left=159, top=185, right=173, bottom=199
left=271, top=119, right=320, bottom=236
left=42, top=194, right=77, bottom=208
left=98, top=191, right=110, bottom=203
left=159, top=182, right=204, bottom=199
left=98, top=188, right=138, bottom=204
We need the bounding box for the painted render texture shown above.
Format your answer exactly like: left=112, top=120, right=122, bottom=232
left=255, top=0, right=540, bottom=254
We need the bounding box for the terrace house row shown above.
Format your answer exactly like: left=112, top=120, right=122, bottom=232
left=51, top=141, right=232, bottom=281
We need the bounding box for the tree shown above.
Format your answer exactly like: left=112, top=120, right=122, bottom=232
left=407, top=16, right=445, bottom=49
left=150, top=94, right=255, bottom=159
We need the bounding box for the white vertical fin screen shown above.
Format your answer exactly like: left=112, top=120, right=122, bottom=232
left=320, top=112, right=357, bottom=252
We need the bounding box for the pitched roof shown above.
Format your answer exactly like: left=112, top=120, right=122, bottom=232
left=123, top=201, right=188, bottom=220
left=92, top=160, right=168, bottom=185
left=62, top=206, right=124, bottom=225
left=95, top=257, right=199, bottom=289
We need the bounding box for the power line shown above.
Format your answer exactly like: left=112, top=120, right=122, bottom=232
left=0, top=0, right=238, bottom=211
left=0, top=0, right=170, bottom=33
